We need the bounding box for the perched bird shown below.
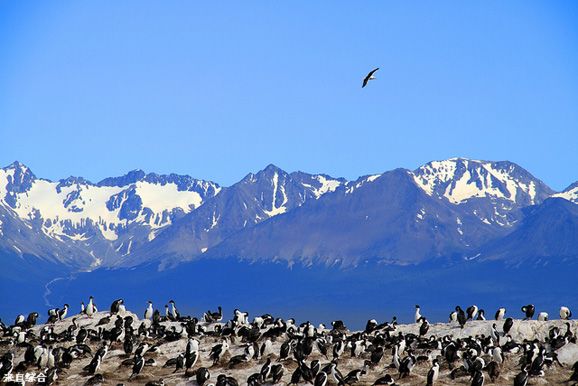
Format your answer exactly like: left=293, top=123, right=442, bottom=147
left=560, top=306, right=572, bottom=320
left=414, top=305, right=422, bottom=323
left=471, top=369, right=484, bottom=386
left=196, top=367, right=211, bottom=386
left=271, top=364, right=284, bottom=383
left=130, top=354, right=145, bottom=380
left=503, top=317, right=514, bottom=335
left=419, top=317, right=430, bottom=337
left=398, top=353, right=416, bottom=378
left=110, top=299, right=124, bottom=314
left=340, top=368, right=365, bottom=385
left=426, top=358, right=439, bottom=385
left=476, top=309, right=486, bottom=320
left=456, top=306, right=467, bottom=328
left=144, top=301, right=153, bottom=320
left=362, top=68, right=379, bottom=88
left=485, top=360, right=500, bottom=382
left=168, top=300, right=180, bottom=321
left=86, top=296, right=97, bottom=318
left=314, top=371, right=328, bottom=386
left=521, top=304, right=535, bottom=320
left=514, top=365, right=529, bottom=386
left=466, top=305, right=479, bottom=320
left=205, top=306, right=223, bottom=323
left=494, top=307, right=506, bottom=320
left=185, top=351, right=199, bottom=376
left=210, top=339, right=230, bottom=365
left=58, top=304, right=69, bottom=320
left=372, top=374, right=395, bottom=385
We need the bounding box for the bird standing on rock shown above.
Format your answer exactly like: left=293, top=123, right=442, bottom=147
left=521, top=304, right=535, bottom=320
left=144, top=301, right=153, bottom=320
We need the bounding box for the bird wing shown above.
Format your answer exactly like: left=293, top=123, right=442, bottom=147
left=362, top=68, right=379, bottom=87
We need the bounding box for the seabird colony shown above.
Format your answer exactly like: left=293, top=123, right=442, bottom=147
left=0, top=299, right=576, bottom=385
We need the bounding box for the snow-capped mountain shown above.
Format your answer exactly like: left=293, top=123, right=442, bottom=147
left=0, top=161, right=220, bottom=266
left=412, top=158, right=554, bottom=227
left=553, top=181, right=578, bottom=204
left=203, top=169, right=476, bottom=265
left=413, top=158, right=552, bottom=204
left=120, top=164, right=346, bottom=267
left=0, top=158, right=576, bottom=271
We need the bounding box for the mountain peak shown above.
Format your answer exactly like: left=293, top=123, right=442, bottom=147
left=4, top=160, right=31, bottom=172
left=97, top=169, right=147, bottom=187
left=241, top=164, right=287, bottom=185
left=262, top=163, right=285, bottom=174
left=553, top=181, right=578, bottom=204
left=413, top=157, right=553, bottom=205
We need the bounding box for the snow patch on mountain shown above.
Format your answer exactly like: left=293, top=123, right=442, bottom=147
left=0, top=164, right=220, bottom=243
left=413, top=158, right=540, bottom=204
left=133, top=181, right=205, bottom=213
left=304, top=175, right=342, bottom=198
left=553, top=182, right=578, bottom=204
left=345, top=174, right=382, bottom=194
left=263, top=171, right=289, bottom=217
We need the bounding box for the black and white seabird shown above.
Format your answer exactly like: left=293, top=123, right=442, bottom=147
left=130, top=354, right=145, bottom=379
left=110, top=299, right=124, bottom=315
left=414, top=305, right=422, bottom=323
left=494, top=307, right=506, bottom=320
left=466, top=305, right=479, bottom=320
left=196, top=367, right=211, bottom=385
left=503, top=317, right=514, bottom=335
left=58, top=304, right=69, bottom=320
left=471, top=369, right=484, bottom=386
left=168, top=300, right=180, bottom=321
left=362, top=68, right=379, bottom=88
left=476, top=309, right=486, bottom=320
left=426, top=358, right=439, bottom=386
left=514, top=365, right=529, bottom=386
left=398, top=352, right=416, bottom=378
left=314, top=371, right=328, bottom=386
left=456, top=306, right=467, bottom=328
left=560, top=306, right=572, bottom=320
left=86, top=296, right=97, bottom=318
left=184, top=350, right=199, bottom=375
left=144, top=301, right=153, bottom=320
left=521, top=304, right=535, bottom=320
left=419, top=317, right=430, bottom=337
left=209, top=339, right=230, bottom=365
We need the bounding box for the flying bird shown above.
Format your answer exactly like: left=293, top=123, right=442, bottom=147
left=362, top=67, right=379, bottom=88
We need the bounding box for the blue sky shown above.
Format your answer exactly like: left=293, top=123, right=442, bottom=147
left=1, top=1, right=577, bottom=190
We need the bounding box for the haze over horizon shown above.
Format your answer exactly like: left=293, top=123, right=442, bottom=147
left=1, top=2, right=577, bottom=190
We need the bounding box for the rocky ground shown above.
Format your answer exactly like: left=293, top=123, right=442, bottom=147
left=1, top=309, right=577, bottom=386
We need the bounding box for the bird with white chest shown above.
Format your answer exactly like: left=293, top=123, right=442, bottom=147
left=414, top=305, right=422, bottom=323
left=144, top=300, right=153, bottom=320
left=560, top=306, right=572, bottom=320
left=362, top=68, right=379, bottom=88
left=495, top=307, right=506, bottom=320
left=85, top=296, right=97, bottom=318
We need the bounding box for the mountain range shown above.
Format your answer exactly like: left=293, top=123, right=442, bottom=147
left=1, top=158, right=576, bottom=270
left=1, top=158, right=577, bottom=325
